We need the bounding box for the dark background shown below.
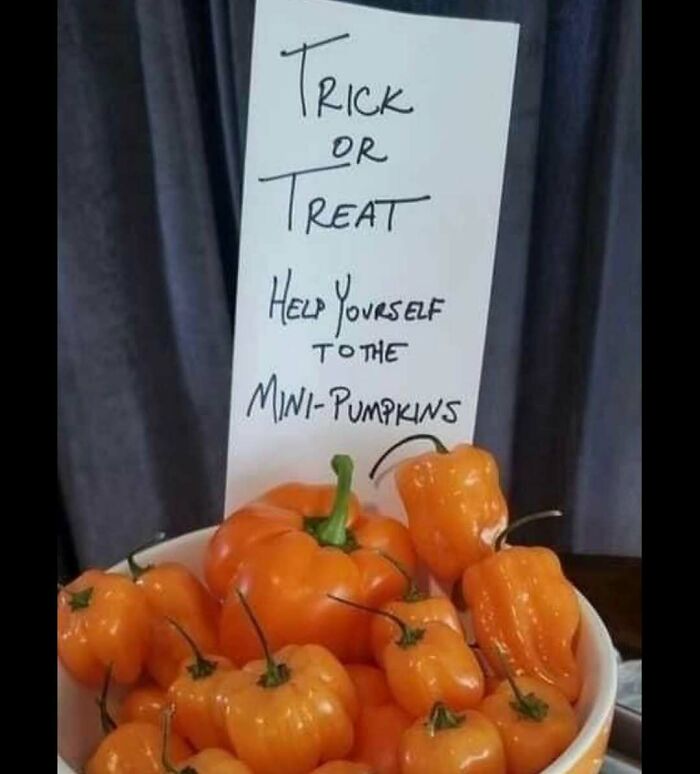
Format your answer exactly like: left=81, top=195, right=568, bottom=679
left=57, top=0, right=641, bottom=575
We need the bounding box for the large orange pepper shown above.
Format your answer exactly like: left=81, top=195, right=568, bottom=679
left=204, top=470, right=363, bottom=600
left=127, top=538, right=221, bottom=690
left=85, top=666, right=192, bottom=773
left=58, top=569, right=152, bottom=687
left=119, top=684, right=168, bottom=726
left=461, top=512, right=582, bottom=702
left=330, top=595, right=484, bottom=718
left=166, top=619, right=235, bottom=751
left=370, top=434, right=508, bottom=584
left=216, top=591, right=359, bottom=774
left=479, top=671, right=578, bottom=774
left=216, top=455, right=416, bottom=664
left=400, top=702, right=506, bottom=774
left=369, top=554, right=463, bottom=667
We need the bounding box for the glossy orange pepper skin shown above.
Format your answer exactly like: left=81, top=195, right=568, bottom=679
left=345, top=663, right=391, bottom=706
left=400, top=707, right=506, bottom=774
left=118, top=685, right=167, bottom=726
left=311, top=763, right=373, bottom=774
left=479, top=677, right=578, bottom=774
left=381, top=621, right=484, bottom=718
left=84, top=721, right=192, bottom=773
left=394, top=443, right=508, bottom=583
left=179, top=748, right=254, bottom=773
left=132, top=561, right=221, bottom=689
left=351, top=702, right=412, bottom=774
left=57, top=570, right=152, bottom=687
left=462, top=546, right=582, bottom=702
left=167, top=652, right=235, bottom=751
left=204, top=481, right=362, bottom=601
left=371, top=594, right=462, bottom=667
left=217, top=644, right=359, bottom=774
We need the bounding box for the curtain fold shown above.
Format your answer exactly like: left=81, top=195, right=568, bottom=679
left=58, top=0, right=640, bottom=570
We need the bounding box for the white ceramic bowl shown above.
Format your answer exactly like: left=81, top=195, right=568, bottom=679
left=57, top=526, right=617, bottom=773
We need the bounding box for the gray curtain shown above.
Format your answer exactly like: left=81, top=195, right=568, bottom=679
left=57, top=0, right=641, bottom=572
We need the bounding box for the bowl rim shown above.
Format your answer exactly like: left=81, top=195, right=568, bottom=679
left=58, top=526, right=618, bottom=773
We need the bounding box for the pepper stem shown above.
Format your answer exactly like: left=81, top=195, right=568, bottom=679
left=312, top=455, right=354, bottom=547
left=166, top=618, right=217, bottom=680
left=127, top=531, right=167, bottom=580
left=236, top=589, right=290, bottom=688
left=369, top=434, right=449, bottom=481
left=327, top=594, right=425, bottom=648
left=427, top=702, right=465, bottom=734
left=161, top=706, right=197, bottom=774
left=96, top=664, right=117, bottom=735
left=495, top=646, right=549, bottom=721
left=374, top=550, right=425, bottom=602
left=495, top=510, right=563, bottom=551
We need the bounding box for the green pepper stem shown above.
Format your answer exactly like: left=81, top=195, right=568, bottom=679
left=369, top=434, right=449, bottom=481
left=161, top=706, right=196, bottom=774
left=374, top=549, right=425, bottom=602
left=494, top=646, right=549, bottom=721
left=495, top=510, right=563, bottom=551
left=312, top=455, right=354, bottom=547
left=166, top=618, right=217, bottom=680
left=326, top=594, right=425, bottom=648
left=236, top=589, right=290, bottom=688
left=127, top=531, right=167, bottom=580
left=96, top=664, right=117, bottom=735
left=427, top=702, right=465, bottom=734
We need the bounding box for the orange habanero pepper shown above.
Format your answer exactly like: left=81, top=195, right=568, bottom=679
left=119, top=684, right=168, bottom=726
left=370, top=434, right=508, bottom=584
left=369, top=554, right=463, bottom=667
left=162, top=708, right=253, bottom=774
left=85, top=666, right=192, bottom=774
left=311, top=763, right=373, bottom=774
left=330, top=595, right=484, bottom=718
left=216, top=455, right=416, bottom=665
left=166, top=619, right=235, bottom=751
left=400, top=702, right=506, bottom=774
left=58, top=569, right=152, bottom=687
left=479, top=669, right=578, bottom=774
left=345, top=664, right=411, bottom=774
left=127, top=536, right=221, bottom=690
left=216, top=591, right=359, bottom=774
left=461, top=512, right=582, bottom=703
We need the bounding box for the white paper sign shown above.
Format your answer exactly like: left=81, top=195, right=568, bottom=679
left=225, top=0, right=519, bottom=516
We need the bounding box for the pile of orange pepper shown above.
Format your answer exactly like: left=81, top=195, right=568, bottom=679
left=58, top=439, right=583, bottom=774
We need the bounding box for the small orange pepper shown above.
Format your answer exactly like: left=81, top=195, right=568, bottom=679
left=85, top=666, right=192, bottom=773
left=345, top=663, right=392, bottom=706
left=127, top=536, right=221, bottom=690
left=329, top=595, right=484, bottom=718
left=58, top=569, right=152, bottom=687
left=166, top=619, right=235, bottom=751
left=161, top=708, right=253, bottom=774
left=119, top=684, right=168, bottom=726
left=216, top=591, right=359, bottom=774
left=461, top=512, right=582, bottom=702
left=310, top=763, right=373, bottom=774
left=370, top=433, right=508, bottom=584
left=479, top=671, right=578, bottom=774
left=216, top=455, right=415, bottom=665
left=369, top=554, right=463, bottom=667
left=351, top=702, right=412, bottom=774
left=400, top=702, right=506, bottom=774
